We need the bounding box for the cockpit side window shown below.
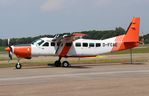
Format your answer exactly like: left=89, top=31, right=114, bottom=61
left=43, top=42, right=49, bottom=46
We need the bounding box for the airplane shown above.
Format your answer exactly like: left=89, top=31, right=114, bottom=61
left=5, top=17, right=140, bottom=69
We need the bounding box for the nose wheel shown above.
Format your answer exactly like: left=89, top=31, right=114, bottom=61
left=15, top=59, right=22, bottom=69
left=15, top=62, right=22, bottom=69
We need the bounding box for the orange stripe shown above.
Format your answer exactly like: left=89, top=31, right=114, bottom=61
left=112, top=35, right=125, bottom=51
left=59, top=45, right=71, bottom=57
left=112, top=35, right=139, bottom=52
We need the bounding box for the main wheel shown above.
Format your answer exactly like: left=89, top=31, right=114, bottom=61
left=15, top=63, right=22, bottom=69
left=62, top=61, right=70, bottom=67
left=54, top=61, right=61, bottom=67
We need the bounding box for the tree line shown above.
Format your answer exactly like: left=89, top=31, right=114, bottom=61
left=0, top=27, right=149, bottom=46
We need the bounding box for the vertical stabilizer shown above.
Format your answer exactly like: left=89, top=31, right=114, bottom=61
left=112, top=17, right=140, bottom=51
left=123, top=17, right=140, bottom=43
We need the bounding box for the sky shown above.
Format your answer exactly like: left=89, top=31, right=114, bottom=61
left=0, top=0, right=148, bottom=39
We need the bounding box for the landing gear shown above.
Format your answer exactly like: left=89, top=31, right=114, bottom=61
left=62, top=61, right=70, bottom=67
left=54, top=60, right=61, bottom=67
left=54, top=57, right=62, bottom=67
left=54, top=57, right=71, bottom=68
left=15, top=62, right=22, bottom=69
left=15, top=59, right=22, bottom=69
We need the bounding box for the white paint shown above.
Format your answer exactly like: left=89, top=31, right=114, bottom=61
left=31, top=36, right=117, bottom=57
left=31, top=37, right=57, bottom=56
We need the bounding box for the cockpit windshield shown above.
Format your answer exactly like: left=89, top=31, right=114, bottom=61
left=37, top=40, right=44, bottom=46
left=31, top=39, right=44, bottom=46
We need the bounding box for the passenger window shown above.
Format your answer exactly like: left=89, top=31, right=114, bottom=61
left=89, top=43, right=94, bottom=47
left=83, top=43, right=88, bottom=47
left=96, top=43, right=101, bottom=47
left=51, top=42, right=55, bottom=46
left=76, top=43, right=81, bottom=47
left=43, top=42, right=49, bottom=46
left=75, top=43, right=81, bottom=47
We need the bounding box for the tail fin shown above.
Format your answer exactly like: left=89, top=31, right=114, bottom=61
left=123, top=17, right=140, bottom=43
left=112, top=17, right=140, bottom=52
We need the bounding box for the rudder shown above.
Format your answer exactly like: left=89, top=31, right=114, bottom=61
left=123, top=17, right=140, bottom=43
left=112, top=17, right=140, bottom=52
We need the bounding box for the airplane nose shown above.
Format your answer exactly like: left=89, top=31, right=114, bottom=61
left=5, top=47, right=10, bottom=52
left=13, top=46, right=31, bottom=59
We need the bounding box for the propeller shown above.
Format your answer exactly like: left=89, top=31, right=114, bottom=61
left=7, top=39, right=13, bottom=60
left=8, top=47, right=13, bottom=60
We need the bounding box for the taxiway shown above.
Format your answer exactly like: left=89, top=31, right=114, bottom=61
left=0, top=61, right=149, bottom=96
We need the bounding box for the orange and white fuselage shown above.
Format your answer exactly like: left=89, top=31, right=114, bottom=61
left=5, top=17, right=140, bottom=60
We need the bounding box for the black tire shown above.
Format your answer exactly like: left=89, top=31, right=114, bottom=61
left=15, top=63, right=22, bottom=69
left=54, top=61, right=61, bottom=67
left=62, top=61, right=70, bottom=67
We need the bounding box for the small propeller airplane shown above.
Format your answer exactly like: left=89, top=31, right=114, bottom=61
left=5, top=17, right=140, bottom=69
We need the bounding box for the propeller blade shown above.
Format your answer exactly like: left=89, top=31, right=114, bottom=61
left=6, top=39, right=13, bottom=60
left=8, top=39, right=10, bottom=46
left=9, top=51, right=12, bottom=60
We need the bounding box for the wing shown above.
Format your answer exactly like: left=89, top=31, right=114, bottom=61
left=52, top=33, right=87, bottom=57
left=52, top=33, right=87, bottom=42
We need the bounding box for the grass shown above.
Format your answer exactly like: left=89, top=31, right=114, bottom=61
left=0, top=46, right=7, bottom=55
left=71, top=59, right=146, bottom=64
left=108, top=46, right=149, bottom=55
left=0, top=56, right=147, bottom=68
left=0, top=46, right=5, bottom=51
left=0, top=63, right=15, bottom=68
left=0, top=62, right=49, bottom=68
left=0, top=45, right=148, bottom=68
